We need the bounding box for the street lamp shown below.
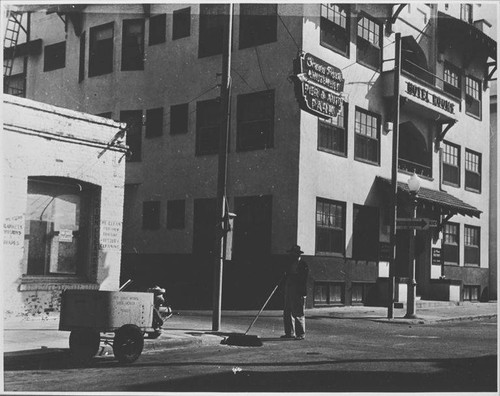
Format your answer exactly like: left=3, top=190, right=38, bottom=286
left=405, top=172, right=421, bottom=319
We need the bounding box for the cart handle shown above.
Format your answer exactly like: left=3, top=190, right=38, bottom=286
left=119, top=279, right=134, bottom=291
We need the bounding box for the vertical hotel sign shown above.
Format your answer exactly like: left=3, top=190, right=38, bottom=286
left=293, top=52, right=344, bottom=119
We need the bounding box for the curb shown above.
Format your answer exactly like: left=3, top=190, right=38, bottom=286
left=373, top=313, right=497, bottom=325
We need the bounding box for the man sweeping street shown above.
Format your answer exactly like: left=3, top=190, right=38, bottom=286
left=282, top=244, right=309, bottom=340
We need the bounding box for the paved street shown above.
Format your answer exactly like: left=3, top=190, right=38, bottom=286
left=4, top=312, right=497, bottom=392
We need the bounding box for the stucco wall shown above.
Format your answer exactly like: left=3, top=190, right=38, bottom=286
left=2, top=95, right=127, bottom=318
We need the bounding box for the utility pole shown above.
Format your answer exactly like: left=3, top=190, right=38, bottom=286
left=388, top=32, right=401, bottom=319
left=212, top=3, right=233, bottom=332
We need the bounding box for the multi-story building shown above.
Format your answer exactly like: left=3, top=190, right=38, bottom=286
left=3, top=3, right=496, bottom=310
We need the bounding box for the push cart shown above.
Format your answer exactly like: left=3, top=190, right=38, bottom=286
left=59, top=289, right=159, bottom=364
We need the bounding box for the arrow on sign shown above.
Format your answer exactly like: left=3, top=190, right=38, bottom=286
left=396, top=218, right=438, bottom=230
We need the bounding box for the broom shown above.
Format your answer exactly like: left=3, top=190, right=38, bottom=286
left=223, top=275, right=284, bottom=347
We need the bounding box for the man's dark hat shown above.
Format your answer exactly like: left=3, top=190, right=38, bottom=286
left=287, top=244, right=304, bottom=254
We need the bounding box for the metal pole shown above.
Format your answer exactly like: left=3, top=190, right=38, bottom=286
left=388, top=33, right=401, bottom=319
left=405, top=195, right=418, bottom=318
left=212, top=4, right=233, bottom=332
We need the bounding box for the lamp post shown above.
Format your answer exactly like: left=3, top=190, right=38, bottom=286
left=405, top=172, right=421, bottom=319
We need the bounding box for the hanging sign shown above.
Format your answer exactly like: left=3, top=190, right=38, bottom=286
left=292, top=52, right=344, bottom=119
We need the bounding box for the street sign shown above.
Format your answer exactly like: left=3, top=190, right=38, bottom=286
left=396, top=217, right=438, bottom=230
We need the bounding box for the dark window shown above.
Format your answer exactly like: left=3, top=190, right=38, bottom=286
left=43, top=41, right=66, bottom=72
left=356, top=13, right=381, bottom=70
left=314, top=282, right=344, bottom=306
left=196, top=98, right=220, bottom=155
left=443, top=62, right=461, bottom=98
left=443, top=222, right=459, bottom=265
left=460, top=4, right=473, bottom=24
left=318, top=101, right=348, bottom=156
left=166, top=200, right=185, bottom=229
left=120, top=110, right=143, bottom=162
left=193, top=198, right=217, bottom=256
left=145, top=107, right=163, bottom=138
left=149, top=13, right=166, bottom=45
left=237, top=90, right=274, bottom=151
left=79, top=32, right=85, bottom=82
left=199, top=4, right=226, bottom=58
left=442, top=141, right=460, bottom=187
left=352, top=204, right=379, bottom=260
left=4, top=73, right=26, bottom=96
left=122, top=19, right=145, bottom=71
left=170, top=103, right=189, bottom=135
left=463, top=285, right=480, bottom=301
left=24, top=177, right=95, bottom=277
left=233, top=195, right=272, bottom=259
left=316, top=198, right=345, bottom=255
left=143, top=201, right=160, bottom=230
left=172, top=7, right=191, bottom=40
left=320, top=4, right=350, bottom=56
left=354, top=107, right=380, bottom=165
left=398, top=121, right=432, bottom=178
left=465, top=149, right=481, bottom=192
left=465, top=76, right=481, bottom=118
left=351, top=283, right=371, bottom=304
left=89, top=22, right=114, bottom=77
left=464, top=225, right=480, bottom=266
left=239, top=4, right=277, bottom=49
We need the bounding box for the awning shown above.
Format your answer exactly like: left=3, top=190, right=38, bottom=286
left=437, top=11, right=497, bottom=62
left=376, top=176, right=481, bottom=218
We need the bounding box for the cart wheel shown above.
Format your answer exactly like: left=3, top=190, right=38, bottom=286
left=113, top=324, right=144, bottom=364
left=69, top=329, right=100, bottom=363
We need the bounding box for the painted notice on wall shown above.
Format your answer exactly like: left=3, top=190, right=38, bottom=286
left=100, top=220, right=122, bottom=251
left=58, top=229, right=74, bottom=242
left=3, top=215, right=24, bottom=247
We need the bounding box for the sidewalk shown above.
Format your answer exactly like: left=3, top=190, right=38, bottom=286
left=3, top=301, right=497, bottom=365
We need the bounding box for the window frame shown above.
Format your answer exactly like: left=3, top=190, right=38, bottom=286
left=354, top=106, right=381, bottom=166
left=170, top=103, right=189, bottom=135
left=239, top=3, right=278, bottom=50
left=465, top=149, right=481, bottom=193
left=443, top=61, right=462, bottom=99
left=43, top=41, right=66, bottom=72
left=145, top=107, right=163, bottom=138
left=236, top=89, right=275, bottom=152
left=317, top=101, right=348, bottom=157
left=465, top=75, right=482, bottom=119
left=443, top=222, right=460, bottom=265
left=198, top=4, right=226, bottom=58
left=313, top=281, right=345, bottom=306
left=442, top=141, right=461, bottom=188
left=460, top=4, right=473, bottom=24
left=23, top=177, right=97, bottom=279
left=89, top=22, right=114, bottom=77
left=149, top=13, right=167, bottom=46
left=464, top=225, right=480, bottom=266
left=121, top=18, right=145, bottom=71
left=315, top=198, right=346, bottom=256
left=172, top=7, right=191, bottom=40
left=320, top=3, right=350, bottom=57
left=356, top=12, right=382, bottom=71
left=196, top=98, right=221, bottom=156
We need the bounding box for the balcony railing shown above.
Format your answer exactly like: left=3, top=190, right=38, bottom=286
left=398, top=158, right=432, bottom=178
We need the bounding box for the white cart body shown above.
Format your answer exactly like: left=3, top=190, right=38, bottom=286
left=59, top=290, right=155, bottom=332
